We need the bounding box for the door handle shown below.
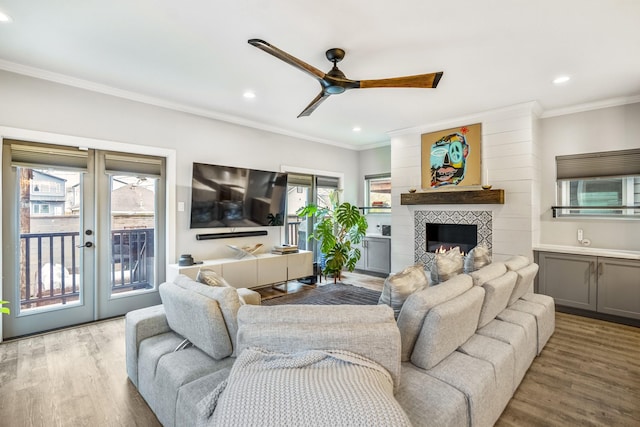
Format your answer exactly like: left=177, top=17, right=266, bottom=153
left=598, top=262, right=603, bottom=276
left=77, top=242, right=93, bottom=248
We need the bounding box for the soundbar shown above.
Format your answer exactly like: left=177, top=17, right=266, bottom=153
left=196, top=230, right=268, bottom=240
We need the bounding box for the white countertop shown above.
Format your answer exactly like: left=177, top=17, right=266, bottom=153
left=533, top=244, right=640, bottom=260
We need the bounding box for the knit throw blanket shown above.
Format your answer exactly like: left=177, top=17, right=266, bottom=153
left=197, top=347, right=412, bottom=427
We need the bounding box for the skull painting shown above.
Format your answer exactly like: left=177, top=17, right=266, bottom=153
left=429, top=132, right=469, bottom=187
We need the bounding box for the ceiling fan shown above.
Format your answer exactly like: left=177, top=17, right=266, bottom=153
left=248, top=39, right=443, bottom=118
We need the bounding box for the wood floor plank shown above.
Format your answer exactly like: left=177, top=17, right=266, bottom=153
left=1, top=297, right=639, bottom=426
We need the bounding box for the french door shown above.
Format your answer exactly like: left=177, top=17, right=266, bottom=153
left=2, top=141, right=165, bottom=338
left=286, top=173, right=340, bottom=261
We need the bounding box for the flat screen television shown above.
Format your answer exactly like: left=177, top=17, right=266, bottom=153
left=190, top=162, right=288, bottom=229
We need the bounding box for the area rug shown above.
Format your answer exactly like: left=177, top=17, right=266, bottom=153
left=261, top=283, right=381, bottom=306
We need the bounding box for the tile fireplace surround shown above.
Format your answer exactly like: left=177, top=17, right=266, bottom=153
left=414, top=210, right=492, bottom=269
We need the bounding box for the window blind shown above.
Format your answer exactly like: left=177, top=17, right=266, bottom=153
left=287, top=173, right=313, bottom=187
left=7, top=140, right=89, bottom=171
left=316, top=175, right=340, bottom=188
left=104, top=153, right=164, bottom=177
left=556, top=149, right=640, bottom=180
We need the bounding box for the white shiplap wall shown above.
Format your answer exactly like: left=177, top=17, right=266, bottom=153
left=389, top=102, right=541, bottom=272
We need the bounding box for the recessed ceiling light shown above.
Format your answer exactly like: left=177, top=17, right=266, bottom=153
left=553, top=76, right=571, bottom=85
left=0, top=10, right=12, bottom=22
left=243, top=91, right=256, bottom=99
left=352, top=126, right=361, bottom=132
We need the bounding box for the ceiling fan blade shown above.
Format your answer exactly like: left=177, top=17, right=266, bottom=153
left=248, top=39, right=326, bottom=80
left=297, top=92, right=330, bottom=117
left=359, top=72, right=443, bottom=89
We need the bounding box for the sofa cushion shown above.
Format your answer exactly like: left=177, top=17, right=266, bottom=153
left=504, top=255, right=531, bottom=271
left=478, top=271, right=518, bottom=328
left=378, top=264, right=429, bottom=318
left=430, top=246, right=464, bottom=285
left=426, top=351, right=501, bottom=427
left=397, top=274, right=472, bottom=362
left=396, top=362, right=470, bottom=427
left=236, top=304, right=402, bottom=392
left=508, top=263, right=539, bottom=305
left=469, top=262, right=507, bottom=287
left=153, top=347, right=235, bottom=427
left=411, top=286, right=485, bottom=370
left=510, top=295, right=555, bottom=354
left=160, top=278, right=240, bottom=359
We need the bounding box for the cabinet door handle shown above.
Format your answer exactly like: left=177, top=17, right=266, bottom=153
left=589, top=261, right=595, bottom=275
left=598, top=262, right=603, bottom=276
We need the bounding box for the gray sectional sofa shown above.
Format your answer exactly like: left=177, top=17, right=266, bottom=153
left=125, top=255, right=554, bottom=426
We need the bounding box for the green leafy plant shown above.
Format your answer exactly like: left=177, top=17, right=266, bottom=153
left=297, top=192, right=368, bottom=283
left=1, top=300, right=9, bottom=315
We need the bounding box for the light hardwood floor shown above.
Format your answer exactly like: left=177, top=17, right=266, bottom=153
left=1, top=281, right=638, bottom=426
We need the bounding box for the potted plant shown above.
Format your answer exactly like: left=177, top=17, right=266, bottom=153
left=297, top=191, right=368, bottom=283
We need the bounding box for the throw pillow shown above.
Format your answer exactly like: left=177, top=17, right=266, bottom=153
left=378, top=264, right=429, bottom=318
left=430, top=246, right=464, bottom=285
left=196, top=268, right=247, bottom=305
left=196, top=268, right=229, bottom=287
left=463, top=244, right=491, bottom=273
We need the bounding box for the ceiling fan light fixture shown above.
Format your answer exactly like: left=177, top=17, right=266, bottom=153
left=352, top=126, right=361, bottom=132
left=243, top=91, right=256, bottom=99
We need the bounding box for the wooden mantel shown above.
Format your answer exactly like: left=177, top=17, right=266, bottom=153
left=400, top=189, right=504, bottom=205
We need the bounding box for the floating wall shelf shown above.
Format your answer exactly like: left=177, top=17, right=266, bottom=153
left=400, top=189, right=504, bottom=205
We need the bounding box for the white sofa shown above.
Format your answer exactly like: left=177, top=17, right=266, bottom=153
left=125, top=256, right=554, bottom=426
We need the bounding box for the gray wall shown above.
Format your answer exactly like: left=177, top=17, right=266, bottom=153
left=0, top=70, right=360, bottom=261
left=539, top=102, right=640, bottom=251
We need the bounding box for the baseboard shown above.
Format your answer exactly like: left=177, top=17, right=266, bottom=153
left=556, top=305, right=640, bottom=328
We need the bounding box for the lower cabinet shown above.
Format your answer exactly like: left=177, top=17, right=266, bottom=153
left=355, top=237, right=390, bottom=275
left=597, top=258, right=640, bottom=319
left=536, top=251, right=640, bottom=320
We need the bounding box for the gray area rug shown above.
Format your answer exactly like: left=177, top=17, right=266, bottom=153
left=262, top=283, right=381, bottom=306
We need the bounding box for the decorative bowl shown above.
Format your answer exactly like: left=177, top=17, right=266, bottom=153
left=408, top=188, right=417, bottom=193
left=481, top=185, right=492, bottom=190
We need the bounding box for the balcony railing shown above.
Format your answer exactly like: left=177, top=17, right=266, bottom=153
left=19, top=228, right=154, bottom=309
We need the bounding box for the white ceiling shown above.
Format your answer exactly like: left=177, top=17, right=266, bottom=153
left=0, top=0, right=639, bottom=149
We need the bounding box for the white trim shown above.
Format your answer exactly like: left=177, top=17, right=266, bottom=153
left=387, top=101, right=541, bottom=137
left=0, top=60, right=358, bottom=151
left=540, top=95, right=640, bottom=118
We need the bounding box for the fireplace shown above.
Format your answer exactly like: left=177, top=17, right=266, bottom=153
left=426, top=223, right=478, bottom=254
left=414, top=210, right=492, bottom=268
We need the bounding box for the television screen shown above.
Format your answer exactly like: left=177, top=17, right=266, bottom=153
left=190, top=163, right=287, bottom=228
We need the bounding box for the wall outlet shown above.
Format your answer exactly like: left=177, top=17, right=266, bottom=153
left=577, top=229, right=583, bottom=242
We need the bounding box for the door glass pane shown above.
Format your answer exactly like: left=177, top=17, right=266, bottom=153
left=18, top=167, right=82, bottom=312
left=110, top=175, right=157, bottom=295
left=287, top=184, right=310, bottom=249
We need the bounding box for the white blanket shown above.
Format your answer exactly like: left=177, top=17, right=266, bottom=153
left=197, top=347, right=412, bottom=427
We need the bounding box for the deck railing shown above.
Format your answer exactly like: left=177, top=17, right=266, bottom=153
left=19, top=228, right=154, bottom=308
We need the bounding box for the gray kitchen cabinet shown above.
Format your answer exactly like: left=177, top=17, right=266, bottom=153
left=536, top=251, right=640, bottom=320
left=537, top=252, right=598, bottom=310
left=597, top=257, right=640, bottom=320
left=355, top=236, right=391, bottom=275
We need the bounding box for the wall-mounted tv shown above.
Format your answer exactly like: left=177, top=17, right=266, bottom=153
left=190, top=162, right=288, bottom=229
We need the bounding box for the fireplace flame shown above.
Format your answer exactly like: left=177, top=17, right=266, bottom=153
left=435, top=245, right=465, bottom=256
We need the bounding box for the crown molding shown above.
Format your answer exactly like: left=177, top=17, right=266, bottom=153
left=540, top=95, right=640, bottom=118
left=0, top=59, right=362, bottom=151
left=387, top=101, right=541, bottom=138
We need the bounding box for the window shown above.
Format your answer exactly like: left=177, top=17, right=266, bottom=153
left=555, top=149, right=640, bottom=218
left=365, top=173, right=391, bottom=213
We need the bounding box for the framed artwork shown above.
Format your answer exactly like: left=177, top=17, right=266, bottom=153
left=421, top=123, right=482, bottom=189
